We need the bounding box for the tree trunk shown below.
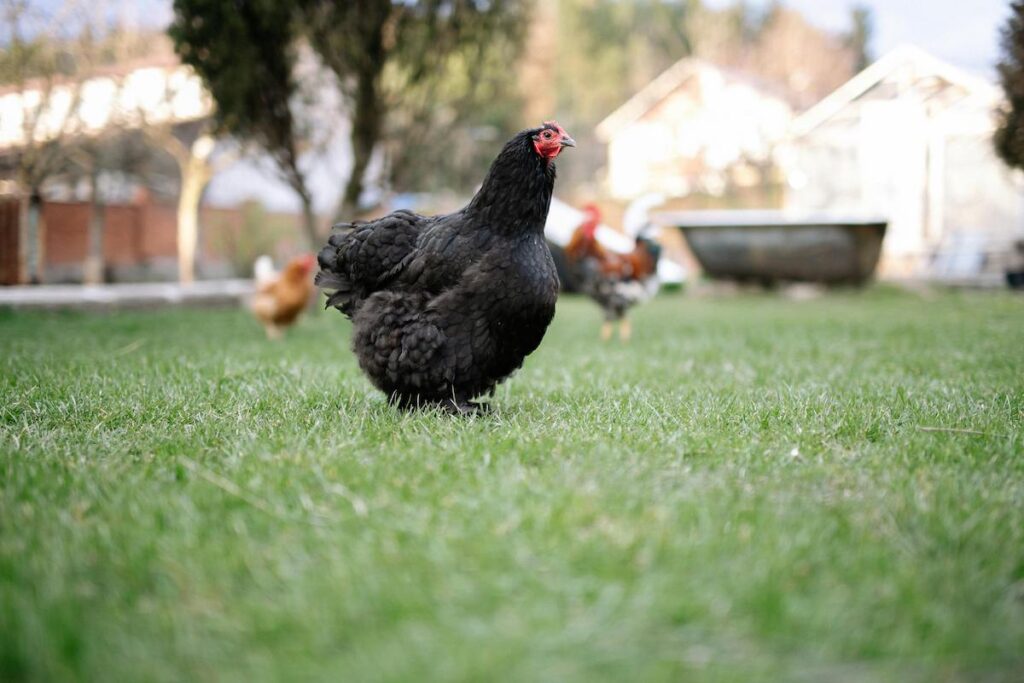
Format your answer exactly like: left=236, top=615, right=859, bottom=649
left=84, top=164, right=104, bottom=285
left=336, top=68, right=383, bottom=222
left=16, top=171, right=44, bottom=285
left=16, top=192, right=30, bottom=284
left=299, top=189, right=320, bottom=312
left=28, top=191, right=43, bottom=284
left=177, top=166, right=205, bottom=285
left=176, top=136, right=215, bottom=285
left=298, top=188, right=318, bottom=249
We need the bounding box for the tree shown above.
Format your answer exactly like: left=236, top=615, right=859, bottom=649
left=996, top=1, right=1024, bottom=171
left=141, top=122, right=222, bottom=285
left=0, top=0, right=82, bottom=283
left=1, top=2, right=186, bottom=284
left=67, top=134, right=151, bottom=284
left=553, top=0, right=700, bottom=186
left=382, top=8, right=528, bottom=194
left=742, top=6, right=856, bottom=109
left=169, top=0, right=319, bottom=248
left=845, top=5, right=873, bottom=73
left=52, top=19, right=172, bottom=285
left=296, top=0, right=530, bottom=219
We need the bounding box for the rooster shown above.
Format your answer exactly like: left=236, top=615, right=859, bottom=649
left=316, top=121, right=575, bottom=415
left=250, top=254, right=315, bottom=339
left=565, top=204, right=661, bottom=342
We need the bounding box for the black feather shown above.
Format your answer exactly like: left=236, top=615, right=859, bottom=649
left=316, top=125, right=566, bottom=412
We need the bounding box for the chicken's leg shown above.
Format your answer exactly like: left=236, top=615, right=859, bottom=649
left=619, top=317, right=632, bottom=342
left=600, top=321, right=614, bottom=341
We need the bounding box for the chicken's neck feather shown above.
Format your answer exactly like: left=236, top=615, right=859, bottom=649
left=465, top=134, right=555, bottom=236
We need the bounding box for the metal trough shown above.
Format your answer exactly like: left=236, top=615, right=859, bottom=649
left=656, top=210, right=887, bottom=285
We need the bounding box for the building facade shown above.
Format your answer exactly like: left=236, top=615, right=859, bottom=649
left=782, top=47, right=1024, bottom=279
left=597, top=59, right=794, bottom=202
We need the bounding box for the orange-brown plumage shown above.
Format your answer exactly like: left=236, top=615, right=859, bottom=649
left=251, top=254, right=315, bottom=339
left=564, top=205, right=606, bottom=264
left=564, top=205, right=661, bottom=341
left=616, top=242, right=659, bottom=280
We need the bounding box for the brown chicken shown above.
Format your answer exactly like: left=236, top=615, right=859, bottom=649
left=565, top=205, right=661, bottom=341
left=250, top=254, right=315, bottom=339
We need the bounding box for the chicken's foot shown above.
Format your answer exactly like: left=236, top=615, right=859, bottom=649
left=439, top=398, right=489, bottom=417
left=619, top=317, right=632, bottom=342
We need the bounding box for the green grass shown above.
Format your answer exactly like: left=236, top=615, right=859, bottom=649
left=1, top=289, right=1022, bottom=682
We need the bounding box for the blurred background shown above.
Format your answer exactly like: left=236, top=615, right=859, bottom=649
left=1, top=0, right=1023, bottom=296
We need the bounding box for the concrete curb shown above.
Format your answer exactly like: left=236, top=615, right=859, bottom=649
left=0, top=280, right=256, bottom=311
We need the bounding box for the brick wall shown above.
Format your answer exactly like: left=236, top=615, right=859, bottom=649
left=1, top=196, right=308, bottom=285
left=0, top=198, right=20, bottom=285
left=28, top=199, right=301, bottom=283
left=42, top=202, right=180, bottom=267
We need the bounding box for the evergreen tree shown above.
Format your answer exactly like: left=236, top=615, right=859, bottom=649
left=170, top=0, right=319, bottom=247
left=996, top=1, right=1024, bottom=170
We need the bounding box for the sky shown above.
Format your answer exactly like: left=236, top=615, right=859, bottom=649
left=705, top=0, right=1010, bottom=78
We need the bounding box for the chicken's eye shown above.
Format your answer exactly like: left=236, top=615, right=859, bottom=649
left=542, top=131, right=553, bottom=139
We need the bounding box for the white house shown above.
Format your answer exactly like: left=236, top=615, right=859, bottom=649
left=782, top=46, right=1024, bottom=279
left=596, top=58, right=794, bottom=201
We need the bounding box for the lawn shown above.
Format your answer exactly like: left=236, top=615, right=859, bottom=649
left=1, top=289, right=1022, bottom=682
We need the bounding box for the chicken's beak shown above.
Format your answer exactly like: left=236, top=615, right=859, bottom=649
left=560, top=133, right=576, bottom=148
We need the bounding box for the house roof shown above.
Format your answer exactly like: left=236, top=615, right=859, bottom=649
left=596, top=58, right=702, bottom=142
left=595, top=58, right=792, bottom=142
left=791, top=45, right=1000, bottom=137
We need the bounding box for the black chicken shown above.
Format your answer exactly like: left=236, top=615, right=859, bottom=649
left=316, top=122, right=575, bottom=415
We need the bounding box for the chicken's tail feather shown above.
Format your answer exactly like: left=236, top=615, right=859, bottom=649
left=316, top=239, right=362, bottom=317
left=313, top=269, right=353, bottom=310
left=254, top=255, right=277, bottom=286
